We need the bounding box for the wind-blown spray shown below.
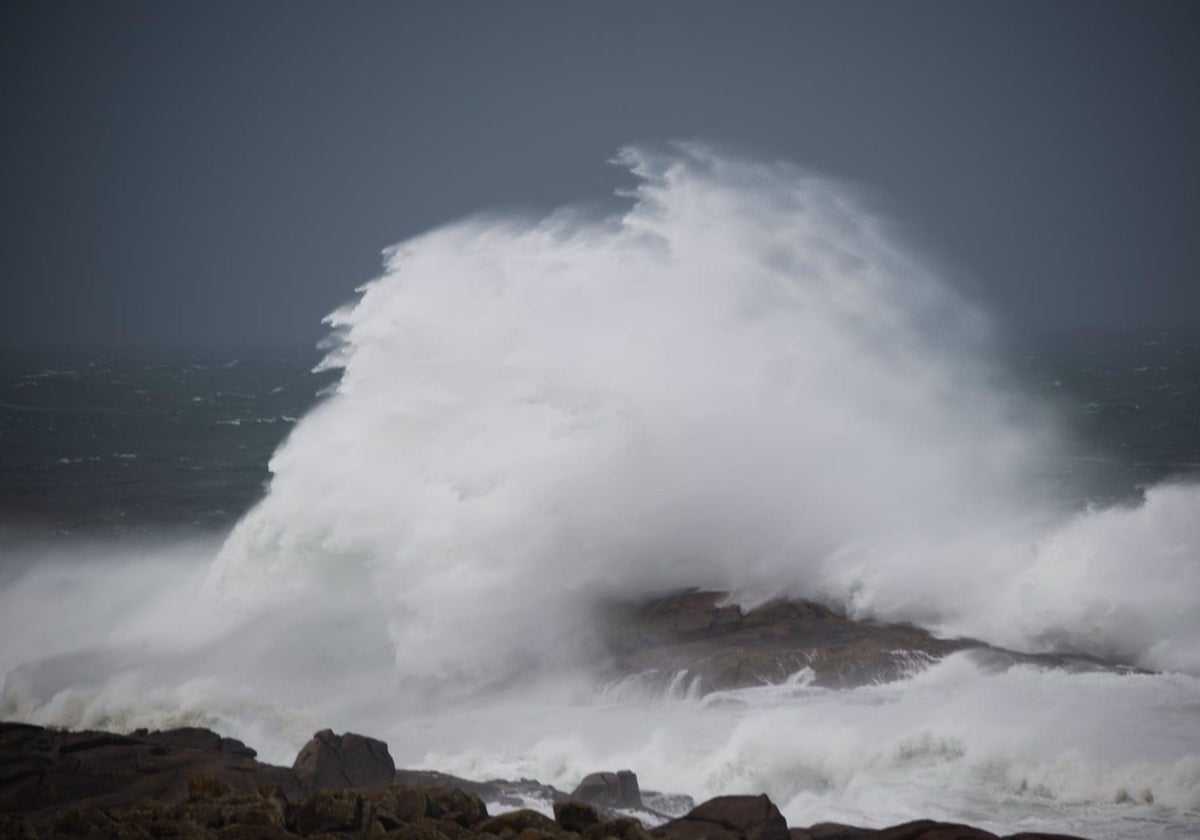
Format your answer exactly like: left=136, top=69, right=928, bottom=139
left=209, top=144, right=1200, bottom=683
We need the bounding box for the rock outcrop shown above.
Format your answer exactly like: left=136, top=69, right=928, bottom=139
left=292, top=728, right=395, bottom=791
left=0, top=721, right=303, bottom=817
left=597, top=590, right=1134, bottom=691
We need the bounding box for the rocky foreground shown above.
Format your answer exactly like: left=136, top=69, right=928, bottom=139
left=0, top=723, right=1089, bottom=840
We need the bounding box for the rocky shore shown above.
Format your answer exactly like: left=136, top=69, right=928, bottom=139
left=0, top=722, right=1091, bottom=839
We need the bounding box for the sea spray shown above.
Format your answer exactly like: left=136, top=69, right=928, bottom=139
left=209, top=143, right=1198, bottom=683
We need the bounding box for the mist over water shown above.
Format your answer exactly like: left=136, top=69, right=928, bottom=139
left=3, top=146, right=1199, bottom=837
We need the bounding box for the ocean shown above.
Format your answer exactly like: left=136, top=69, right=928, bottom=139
left=2, top=147, right=1198, bottom=839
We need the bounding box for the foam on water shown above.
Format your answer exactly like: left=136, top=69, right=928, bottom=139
left=2, top=145, right=1199, bottom=837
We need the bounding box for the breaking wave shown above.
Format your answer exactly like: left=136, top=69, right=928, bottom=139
left=209, top=144, right=1200, bottom=682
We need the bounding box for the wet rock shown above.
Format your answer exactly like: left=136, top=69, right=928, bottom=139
left=420, top=784, right=490, bottom=827
left=584, top=816, right=655, bottom=840
left=807, top=824, right=875, bottom=839
left=572, top=770, right=643, bottom=808
left=372, top=786, right=432, bottom=826
left=291, top=788, right=366, bottom=834
left=555, top=799, right=601, bottom=832
left=0, top=722, right=1094, bottom=840
left=598, top=591, right=979, bottom=691
left=599, top=591, right=1144, bottom=693
left=868, top=821, right=998, bottom=840
left=654, top=794, right=788, bottom=840
left=0, top=721, right=301, bottom=817
left=478, top=808, right=563, bottom=835
left=292, top=728, right=396, bottom=791
left=384, top=825, right=457, bottom=840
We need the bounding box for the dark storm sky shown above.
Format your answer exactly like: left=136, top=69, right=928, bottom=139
left=2, top=1, right=1198, bottom=349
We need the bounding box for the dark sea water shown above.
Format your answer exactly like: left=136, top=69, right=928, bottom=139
left=0, top=348, right=336, bottom=539
left=3, top=330, right=1197, bottom=541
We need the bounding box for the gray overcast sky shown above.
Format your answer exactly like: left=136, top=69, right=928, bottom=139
left=2, top=1, right=1198, bottom=349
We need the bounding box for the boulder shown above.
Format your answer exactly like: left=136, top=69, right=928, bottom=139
left=572, top=770, right=644, bottom=808
left=292, top=728, right=396, bottom=791
left=555, top=799, right=601, bottom=832
left=654, top=794, right=789, bottom=840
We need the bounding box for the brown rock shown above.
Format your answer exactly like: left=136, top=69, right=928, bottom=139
left=420, top=784, right=490, bottom=827
left=572, top=770, right=643, bottom=808
left=384, top=824, right=456, bottom=840
left=478, top=808, right=563, bottom=835
left=807, top=824, right=874, bottom=839
left=868, top=821, right=998, bottom=840
left=584, top=816, right=655, bottom=840
left=372, top=786, right=432, bottom=827
left=654, top=794, right=788, bottom=840
left=0, top=722, right=302, bottom=818
left=292, top=728, right=396, bottom=791
left=291, top=788, right=366, bottom=834
left=596, top=591, right=1134, bottom=693
left=555, top=799, right=602, bottom=832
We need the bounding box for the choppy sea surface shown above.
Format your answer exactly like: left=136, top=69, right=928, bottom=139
left=2, top=150, right=1199, bottom=839
left=3, top=332, right=1196, bottom=539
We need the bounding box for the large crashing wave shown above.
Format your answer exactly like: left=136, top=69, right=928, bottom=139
left=208, top=144, right=1200, bottom=684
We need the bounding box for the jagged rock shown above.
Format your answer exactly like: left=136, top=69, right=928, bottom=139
left=0, top=814, right=37, bottom=840
left=478, top=808, right=563, bottom=835
left=420, top=784, right=490, bottom=827
left=292, top=728, right=396, bottom=791
left=385, top=824, right=457, bottom=840
left=807, top=824, right=875, bottom=839
left=584, top=816, right=655, bottom=840
left=0, top=721, right=301, bottom=817
left=654, top=794, right=789, bottom=840
left=291, top=788, right=366, bottom=834
left=572, top=770, right=643, bottom=808
left=372, top=786, right=432, bottom=827
left=868, top=821, right=998, bottom=839
left=555, top=799, right=601, bottom=832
